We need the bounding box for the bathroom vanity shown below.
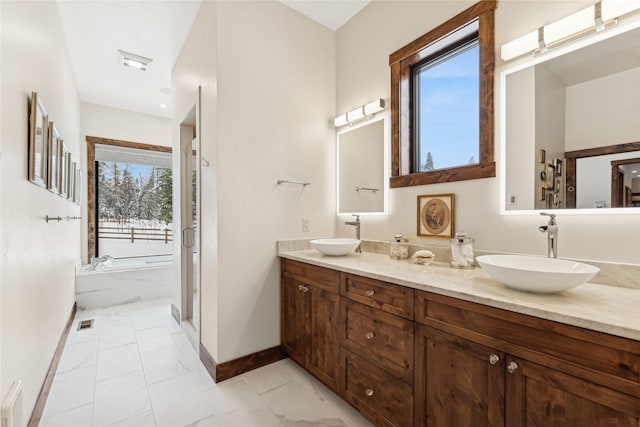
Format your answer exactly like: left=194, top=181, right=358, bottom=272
left=279, top=250, right=640, bottom=427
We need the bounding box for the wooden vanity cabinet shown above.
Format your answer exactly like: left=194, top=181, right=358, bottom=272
left=281, top=260, right=341, bottom=392
left=506, top=356, right=640, bottom=426
left=340, top=274, right=415, bottom=426
left=281, top=259, right=640, bottom=427
left=415, top=325, right=505, bottom=426
left=415, top=291, right=640, bottom=427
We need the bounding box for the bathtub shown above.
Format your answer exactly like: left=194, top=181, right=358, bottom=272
left=76, top=255, right=174, bottom=309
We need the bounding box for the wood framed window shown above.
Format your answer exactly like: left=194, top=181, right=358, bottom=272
left=86, top=136, right=172, bottom=259
left=389, top=0, right=496, bottom=188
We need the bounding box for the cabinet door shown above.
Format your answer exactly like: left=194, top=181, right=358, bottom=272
left=281, top=276, right=307, bottom=367
left=415, top=325, right=505, bottom=427
left=307, top=286, right=341, bottom=392
left=506, top=356, right=640, bottom=427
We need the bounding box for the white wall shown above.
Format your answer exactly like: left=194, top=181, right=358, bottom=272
left=505, top=67, right=535, bottom=210
left=82, top=102, right=172, bottom=146
left=171, top=0, right=219, bottom=358
left=577, top=151, right=640, bottom=209
left=215, top=1, right=335, bottom=363
left=336, top=1, right=640, bottom=264
left=80, top=103, right=171, bottom=264
left=173, top=1, right=335, bottom=363
left=1, top=1, right=82, bottom=423
left=534, top=65, right=566, bottom=209
left=565, top=67, right=640, bottom=151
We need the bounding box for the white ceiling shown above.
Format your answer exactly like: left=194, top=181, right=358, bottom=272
left=280, top=1, right=369, bottom=31
left=56, top=1, right=368, bottom=119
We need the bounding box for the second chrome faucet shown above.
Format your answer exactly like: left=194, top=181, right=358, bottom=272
left=539, top=212, right=558, bottom=258
left=345, top=214, right=361, bottom=253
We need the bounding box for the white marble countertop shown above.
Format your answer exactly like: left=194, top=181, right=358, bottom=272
left=279, top=250, right=640, bottom=341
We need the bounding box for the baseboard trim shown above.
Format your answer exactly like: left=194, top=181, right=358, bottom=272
left=199, top=344, right=286, bottom=383
left=27, top=302, right=77, bottom=427
left=199, top=343, right=218, bottom=382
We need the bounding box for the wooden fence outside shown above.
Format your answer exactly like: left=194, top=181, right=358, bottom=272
left=98, top=226, right=173, bottom=244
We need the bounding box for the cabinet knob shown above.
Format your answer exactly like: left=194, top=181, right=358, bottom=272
left=365, top=289, right=375, bottom=297
left=365, top=388, right=375, bottom=397
left=507, top=361, right=519, bottom=373
left=489, top=354, right=500, bottom=365
left=298, top=284, right=303, bottom=291
left=302, top=285, right=309, bottom=293
left=365, top=331, right=375, bottom=340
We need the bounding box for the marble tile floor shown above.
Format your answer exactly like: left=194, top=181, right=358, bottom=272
left=40, top=299, right=373, bottom=427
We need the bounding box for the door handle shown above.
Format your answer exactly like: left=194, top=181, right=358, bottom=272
left=182, top=228, right=195, bottom=248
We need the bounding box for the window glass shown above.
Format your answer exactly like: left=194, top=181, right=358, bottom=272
left=414, top=41, right=479, bottom=172
left=97, top=161, right=173, bottom=258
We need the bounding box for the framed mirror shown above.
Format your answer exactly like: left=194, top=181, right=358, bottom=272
left=337, top=114, right=388, bottom=215
left=500, top=20, right=640, bottom=214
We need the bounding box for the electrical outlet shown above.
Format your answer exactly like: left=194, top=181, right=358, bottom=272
left=302, top=217, right=310, bottom=232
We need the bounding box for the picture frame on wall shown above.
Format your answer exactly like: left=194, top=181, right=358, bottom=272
left=554, top=158, right=563, bottom=176
left=67, top=157, right=75, bottom=201
left=417, top=193, right=455, bottom=238
left=74, top=165, right=82, bottom=205
left=28, top=92, right=48, bottom=187
left=47, top=123, right=60, bottom=194
left=545, top=164, right=555, bottom=189
left=539, top=149, right=546, bottom=164
left=58, top=143, right=68, bottom=198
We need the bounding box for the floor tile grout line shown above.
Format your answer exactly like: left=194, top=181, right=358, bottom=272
left=134, top=314, right=160, bottom=427
left=90, top=311, right=100, bottom=427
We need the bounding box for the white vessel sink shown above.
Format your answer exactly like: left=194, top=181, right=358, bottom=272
left=476, top=255, right=599, bottom=294
left=310, top=238, right=361, bottom=256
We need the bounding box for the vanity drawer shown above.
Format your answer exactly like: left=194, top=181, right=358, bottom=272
left=343, top=300, right=414, bottom=383
left=343, top=350, right=413, bottom=427
left=341, top=273, right=414, bottom=319
left=416, top=291, right=640, bottom=397
left=282, top=259, right=340, bottom=293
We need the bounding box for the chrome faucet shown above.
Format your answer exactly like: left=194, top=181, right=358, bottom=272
left=539, top=212, right=558, bottom=258
left=345, top=214, right=361, bottom=253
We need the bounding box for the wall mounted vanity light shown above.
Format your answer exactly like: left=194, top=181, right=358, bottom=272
left=334, top=99, right=385, bottom=128
left=501, top=0, right=640, bottom=61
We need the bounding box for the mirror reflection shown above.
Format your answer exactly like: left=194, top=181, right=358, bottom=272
left=337, top=115, right=387, bottom=214
left=503, top=25, right=640, bottom=210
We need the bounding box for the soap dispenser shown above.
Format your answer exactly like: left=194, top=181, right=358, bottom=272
left=450, top=231, right=475, bottom=269
left=390, top=234, right=409, bottom=259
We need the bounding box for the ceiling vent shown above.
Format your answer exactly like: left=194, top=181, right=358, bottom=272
left=118, top=50, right=153, bottom=71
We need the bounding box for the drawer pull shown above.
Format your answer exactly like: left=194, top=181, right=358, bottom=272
left=365, top=289, right=375, bottom=297
left=489, top=354, right=500, bottom=365
left=365, top=388, right=375, bottom=397
left=507, top=361, right=519, bottom=373
left=365, top=331, right=375, bottom=340
left=298, top=285, right=309, bottom=293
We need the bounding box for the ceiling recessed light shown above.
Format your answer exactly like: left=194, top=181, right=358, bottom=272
left=632, top=170, right=638, bottom=173
left=118, top=50, right=153, bottom=71
left=159, top=104, right=167, bottom=109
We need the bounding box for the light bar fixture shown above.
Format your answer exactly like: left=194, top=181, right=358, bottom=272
left=501, top=0, right=640, bottom=61
left=334, top=98, right=385, bottom=128
left=118, top=50, right=153, bottom=71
